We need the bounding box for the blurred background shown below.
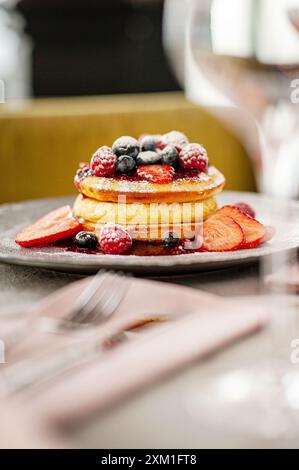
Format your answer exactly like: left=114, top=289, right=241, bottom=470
left=2, top=0, right=180, bottom=99
left=0, top=0, right=255, bottom=203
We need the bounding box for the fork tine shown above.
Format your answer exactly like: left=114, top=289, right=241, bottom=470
left=73, top=269, right=107, bottom=309
left=67, top=270, right=109, bottom=324
left=97, top=275, right=128, bottom=321
left=91, top=274, right=128, bottom=325
left=81, top=272, right=127, bottom=325
left=0, top=274, right=130, bottom=397
left=77, top=271, right=119, bottom=324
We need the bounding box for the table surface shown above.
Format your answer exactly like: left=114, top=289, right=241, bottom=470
left=0, top=261, right=298, bottom=449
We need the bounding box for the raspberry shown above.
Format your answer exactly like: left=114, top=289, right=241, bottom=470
left=234, top=202, right=256, bottom=219
left=91, top=146, right=117, bottom=177
left=74, top=166, right=93, bottom=189
left=79, top=162, right=89, bottom=169
left=169, top=245, right=186, bottom=256
left=179, top=143, right=208, bottom=171
left=99, top=224, right=132, bottom=255
left=160, top=131, right=189, bottom=151
left=136, top=165, right=174, bottom=184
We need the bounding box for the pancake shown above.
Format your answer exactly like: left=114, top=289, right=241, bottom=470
left=73, top=194, right=217, bottom=241
left=78, top=166, right=225, bottom=203
left=82, top=220, right=202, bottom=242
left=73, top=194, right=217, bottom=225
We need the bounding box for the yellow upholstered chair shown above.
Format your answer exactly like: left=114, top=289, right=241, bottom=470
left=0, top=92, right=256, bottom=204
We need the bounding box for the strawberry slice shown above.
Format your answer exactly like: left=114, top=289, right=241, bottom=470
left=218, top=205, right=266, bottom=249
left=15, top=205, right=83, bottom=247
left=202, top=214, right=245, bottom=252
left=261, top=226, right=275, bottom=244
left=136, top=165, right=174, bottom=184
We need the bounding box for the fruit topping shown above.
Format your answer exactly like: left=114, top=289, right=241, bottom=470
left=161, top=131, right=189, bottom=151
left=91, top=146, right=117, bottom=177
left=136, top=151, right=161, bottom=166
left=201, top=213, right=245, bottom=252
left=136, top=164, right=175, bottom=184
left=162, top=231, right=180, bottom=249
left=183, top=226, right=204, bottom=251
left=116, top=155, right=136, bottom=174
left=234, top=202, right=256, bottom=219
left=78, top=132, right=215, bottom=181
left=79, top=162, right=89, bottom=169
left=139, top=134, right=162, bottom=151
left=217, top=205, right=266, bottom=249
left=179, top=143, right=208, bottom=171
left=170, top=244, right=186, bottom=256
left=74, top=166, right=93, bottom=189
left=261, top=226, right=275, bottom=244
left=160, top=145, right=179, bottom=167
left=99, top=223, right=132, bottom=255
left=74, top=231, right=99, bottom=249
left=15, top=206, right=83, bottom=248
left=112, top=136, right=140, bottom=159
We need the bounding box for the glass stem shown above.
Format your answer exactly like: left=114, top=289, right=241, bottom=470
left=260, top=133, right=297, bottom=357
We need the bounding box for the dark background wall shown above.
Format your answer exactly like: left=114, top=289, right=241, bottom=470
left=17, top=0, right=180, bottom=97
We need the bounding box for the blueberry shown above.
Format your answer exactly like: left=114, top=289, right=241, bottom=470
left=162, top=231, right=180, bottom=249
left=74, top=231, right=98, bottom=249
left=116, top=155, right=136, bottom=174
left=112, top=136, right=140, bottom=159
left=140, top=136, right=157, bottom=152
left=136, top=151, right=161, bottom=166
left=161, top=145, right=179, bottom=167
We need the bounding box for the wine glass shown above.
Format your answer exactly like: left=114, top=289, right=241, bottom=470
left=164, top=0, right=299, bottom=439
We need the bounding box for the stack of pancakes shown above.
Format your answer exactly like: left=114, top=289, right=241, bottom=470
left=73, top=166, right=225, bottom=243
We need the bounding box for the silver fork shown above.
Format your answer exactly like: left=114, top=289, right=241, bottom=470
left=2, top=270, right=127, bottom=349
left=0, top=270, right=130, bottom=397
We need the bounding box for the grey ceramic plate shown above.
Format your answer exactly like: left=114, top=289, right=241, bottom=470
left=0, top=192, right=298, bottom=275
